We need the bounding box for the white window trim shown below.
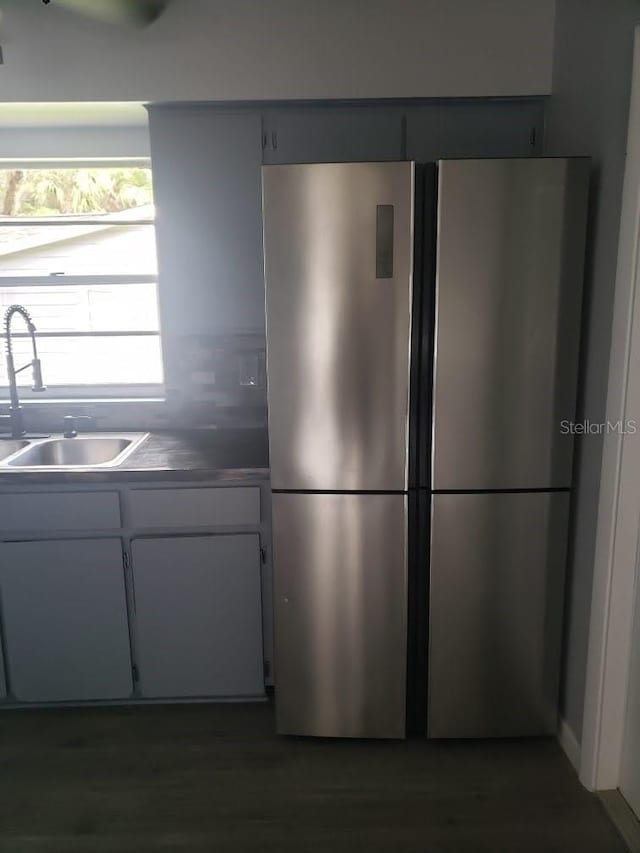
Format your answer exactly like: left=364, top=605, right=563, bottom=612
left=0, top=387, right=164, bottom=403
left=0, top=159, right=163, bottom=400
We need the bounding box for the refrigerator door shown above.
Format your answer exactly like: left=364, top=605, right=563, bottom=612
left=263, top=162, right=414, bottom=491
left=272, top=492, right=407, bottom=738
left=432, top=158, right=589, bottom=490
left=428, top=491, right=569, bottom=738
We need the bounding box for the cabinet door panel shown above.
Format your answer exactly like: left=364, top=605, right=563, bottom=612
left=148, top=107, right=265, bottom=333
left=406, top=100, right=544, bottom=161
left=0, top=539, right=132, bottom=703
left=132, top=535, right=263, bottom=698
left=264, top=107, right=403, bottom=165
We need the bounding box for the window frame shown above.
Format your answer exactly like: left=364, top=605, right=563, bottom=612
left=0, top=158, right=163, bottom=400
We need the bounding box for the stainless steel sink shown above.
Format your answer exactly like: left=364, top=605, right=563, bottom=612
left=3, top=433, right=148, bottom=469
left=0, top=439, right=30, bottom=462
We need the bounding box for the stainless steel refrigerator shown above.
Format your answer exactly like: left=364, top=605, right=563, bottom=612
left=262, top=158, right=589, bottom=739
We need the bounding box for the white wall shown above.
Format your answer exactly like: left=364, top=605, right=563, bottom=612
left=0, top=0, right=556, bottom=102
left=545, top=0, right=640, bottom=745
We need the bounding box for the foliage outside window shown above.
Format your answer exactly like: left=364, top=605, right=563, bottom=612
left=0, top=164, right=162, bottom=396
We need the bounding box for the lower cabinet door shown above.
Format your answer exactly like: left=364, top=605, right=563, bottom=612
left=131, top=535, right=264, bottom=698
left=0, top=539, right=133, bottom=703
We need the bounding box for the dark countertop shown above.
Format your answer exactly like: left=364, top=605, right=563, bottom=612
left=0, top=429, right=270, bottom=485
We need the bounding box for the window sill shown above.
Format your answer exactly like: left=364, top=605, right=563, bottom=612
left=0, top=397, right=170, bottom=433
left=0, top=397, right=166, bottom=405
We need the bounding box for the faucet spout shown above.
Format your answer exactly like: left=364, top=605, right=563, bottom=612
left=3, top=305, right=46, bottom=438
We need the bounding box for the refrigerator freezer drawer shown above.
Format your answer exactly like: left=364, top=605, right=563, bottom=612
left=432, top=157, right=589, bottom=490
left=272, top=492, right=407, bottom=738
left=428, top=491, right=569, bottom=738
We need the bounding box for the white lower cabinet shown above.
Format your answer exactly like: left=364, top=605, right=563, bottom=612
left=0, top=539, right=133, bottom=703
left=132, top=535, right=264, bottom=699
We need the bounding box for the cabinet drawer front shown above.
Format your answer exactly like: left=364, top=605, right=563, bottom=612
left=0, top=491, right=120, bottom=532
left=129, top=487, right=260, bottom=528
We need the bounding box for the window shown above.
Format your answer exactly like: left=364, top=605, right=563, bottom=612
left=0, top=162, right=162, bottom=397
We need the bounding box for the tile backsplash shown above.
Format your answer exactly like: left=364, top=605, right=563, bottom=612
left=162, top=332, right=267, bottom=428
left=2, top=333, right=268, bottom=433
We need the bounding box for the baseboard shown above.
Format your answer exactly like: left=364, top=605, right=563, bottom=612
left=558, top=717, right=581, bottom=774
left=599, top=790, right=640, bottom=852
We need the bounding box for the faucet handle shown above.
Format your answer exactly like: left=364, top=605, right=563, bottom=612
left=63, top=415, right=93, bottom=438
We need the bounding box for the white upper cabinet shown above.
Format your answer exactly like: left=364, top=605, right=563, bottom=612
left=405, top=100, right=545, bottom=161
left=262, top=107, right=403, bottom=165
left=148, top=107, right=266, bottom=334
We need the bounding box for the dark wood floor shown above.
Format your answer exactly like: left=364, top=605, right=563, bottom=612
left=0, top=702, right=627, bottom=852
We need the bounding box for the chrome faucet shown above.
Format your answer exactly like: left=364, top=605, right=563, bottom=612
left=1, top=305, right=46, bottom=438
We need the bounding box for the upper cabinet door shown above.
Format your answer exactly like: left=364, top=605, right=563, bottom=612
left=148, top=107, right=266, bottom=333
left=432, top=158, right=590, bottom=491
left=406, top=100, right=545, bottom=161
left=263, top=107, right=403, bottom=165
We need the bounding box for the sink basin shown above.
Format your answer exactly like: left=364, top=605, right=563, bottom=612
left=5, top=434, right=148, bottom=468
left=0, top=439, right=29, bottom=462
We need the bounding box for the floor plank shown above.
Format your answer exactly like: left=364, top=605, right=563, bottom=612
left=0, top=703, right=628, bottom=852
